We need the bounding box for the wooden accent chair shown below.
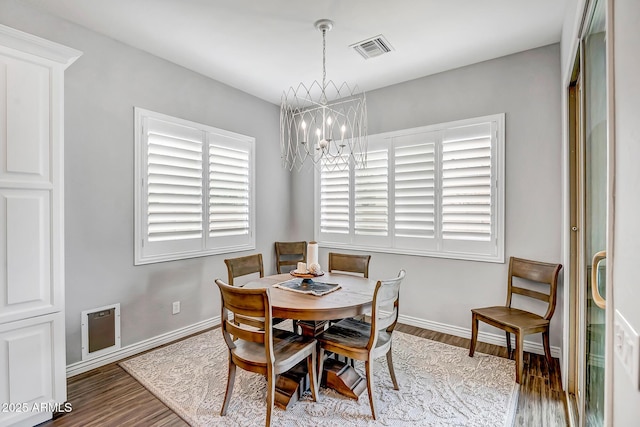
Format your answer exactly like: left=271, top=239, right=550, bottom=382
left=317, top=270, right=406, bottom=420
left=224, top=254, right=284, bottom=327
left=215, top=279, right=319, bottom=427
left=469, top=257, right=562, bottom=384
left=328, top=252, right=371, bottom=278
left=275, top=241, right=307, bottom=274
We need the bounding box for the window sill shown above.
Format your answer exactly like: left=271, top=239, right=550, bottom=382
left=134, top=243, right=255, bottom=265
left=316, top=241, right=504, bottom=264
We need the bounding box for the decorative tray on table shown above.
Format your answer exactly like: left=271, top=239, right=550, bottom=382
left=274, top=275, right=340, bottom=297
left=290, top=269, right=324, bottom=278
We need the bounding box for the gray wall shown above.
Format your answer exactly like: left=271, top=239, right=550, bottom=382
left=0, top=1, right=289, bottom=365
left=293, top=45, right=564, bottom=348
left=1, top=1, right=564, bottom=365
left=612, top=0, right=640, bottom=424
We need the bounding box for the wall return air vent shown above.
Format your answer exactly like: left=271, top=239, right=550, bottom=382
left=350, top=34, right=393, bottom=59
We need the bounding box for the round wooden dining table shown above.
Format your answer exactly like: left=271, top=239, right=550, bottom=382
left=244, top=272, right=377, bottom=322
left=243, top=272, right=377, bottom=409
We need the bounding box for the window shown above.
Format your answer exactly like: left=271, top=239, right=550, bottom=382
left=315, top=114, right=504, bottom=263
left=134, top=108, right=255, bottom=265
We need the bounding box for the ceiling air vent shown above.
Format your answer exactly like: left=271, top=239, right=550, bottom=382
left=350, top=35, right=393, bottom=59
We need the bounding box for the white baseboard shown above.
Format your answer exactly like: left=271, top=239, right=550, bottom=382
left=66, top=313, right=561, bottom=378
left=66, top=316, right=221, bottom=377
left=398, top=314, right=562, bottom=358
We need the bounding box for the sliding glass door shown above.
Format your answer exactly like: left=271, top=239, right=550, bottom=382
left=568, top=0, right=608, bottom=425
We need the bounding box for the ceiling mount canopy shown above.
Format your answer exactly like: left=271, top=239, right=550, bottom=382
left=280, top=19, right=368, bottom=172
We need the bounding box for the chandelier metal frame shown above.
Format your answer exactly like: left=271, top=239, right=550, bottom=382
left=280, top=19, right=368, bottom=172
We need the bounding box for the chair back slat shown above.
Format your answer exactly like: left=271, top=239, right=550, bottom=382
left=328, top=253, right=371, bottom=278
left=506, top=257, right=562, bottom=320
left=224, top=254, right=264, bottom=286
left=216, top=279, right=272, bottom=349
left=224, top=320, right=265, bottom=343
left=511, top=257, right=559, bottom=283
left=511, top=286, right=550, bottom=302
left=376, top=306, right=398, bottom=331
left=368, top=270, right=405, bottom=349
left=275, top=241, right=307, bottom=274
left=224, top=300, right=267, bottom=319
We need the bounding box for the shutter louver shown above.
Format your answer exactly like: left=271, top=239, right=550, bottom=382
left=209, top=144, right=250, bottom=237
left=147, top=130, right=203, bottom=242
left=320, top=157, right=350, bottom=234
left=394, top=143, right=435, bottom=238
left=442, top=123, right=492, bottom=241
left=355, top=149, right=388, bottom=236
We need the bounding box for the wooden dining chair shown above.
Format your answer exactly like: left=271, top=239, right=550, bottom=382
left=224, top=253, right=284, bottom=327
left=328, top=252, right=372, bottom=331
left=275, top=241, right=307, bottom=274
left=469, top=257, right=562, bottom=384
left=328, top=252, right=371, bottom=278
left=316, top=270, right=406, bottom=420
left=215, top=279, right=319, bottom=427
left=224, top=253, right=264, bottom=286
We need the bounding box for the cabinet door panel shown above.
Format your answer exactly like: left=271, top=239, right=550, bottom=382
left=0, top=54, right=51, bottom=183
left=0, top=189, right=54, bottom=323
left=0, top=313, right=66, bottom=426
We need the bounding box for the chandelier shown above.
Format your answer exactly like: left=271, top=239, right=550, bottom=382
left=280, top=19, right=368, bottom=172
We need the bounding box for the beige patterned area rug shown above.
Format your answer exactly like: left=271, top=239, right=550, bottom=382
left=120, top=328, right=518, bottom=426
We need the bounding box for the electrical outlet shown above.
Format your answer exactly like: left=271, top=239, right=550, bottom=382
left=614, top=309, right=640, bottom=389
left=172, top=301, right=180, bottom=315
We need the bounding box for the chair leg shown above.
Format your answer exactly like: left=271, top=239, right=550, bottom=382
left=365, top=360, right=377, bottom=420
left=469, top=313, right=479, bottom=357
left=506, top=331, right=512, bottom=359
left=515, top=333, right=524, bottom=384
left=221, top=360, right=236, bottom=416
left=265, top=368, right=275, bottom=427
left=386, top=347, right=399, bottom=390
left=317, top=347, right=326, bottom=387
left=307, top=350, right=319, bottom=402
left=542, top=330, right=553, bottom=370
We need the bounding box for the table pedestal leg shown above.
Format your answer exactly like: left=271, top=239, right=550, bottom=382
left=274, top=362, right=307, bottom=410
left=321, top=357, right=367, bottom=399
left=274, top=320, right=366, bottom=409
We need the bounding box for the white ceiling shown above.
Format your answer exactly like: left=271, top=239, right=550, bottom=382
left=26, top=0, right=568, bottom=105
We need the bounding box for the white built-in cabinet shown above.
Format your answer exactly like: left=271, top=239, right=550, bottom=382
left=0, top=25, right=81, bottom=427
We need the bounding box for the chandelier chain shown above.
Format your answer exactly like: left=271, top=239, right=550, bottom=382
left=321, top=27, right=327, bottom=103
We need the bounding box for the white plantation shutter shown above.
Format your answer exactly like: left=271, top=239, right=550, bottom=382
left=147, top=130, right=204, bottom=242
left=208, top=138, right=252, bottom=247
left=315, top=114, right=504, bottom=263
left=393, top=134, right=437, bottom=251
left=442, top=123, right=492, bottom=241
left=135, top=108, right=255, bottom=264
left=441, top=122, right=497, bottom=257
left=142, top=118, right=204, bottom=258
left=355, top=149, right=388, bottom=237
left=319, top=157, right=350, bottom=242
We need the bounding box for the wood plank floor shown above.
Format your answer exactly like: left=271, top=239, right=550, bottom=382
left=41, top=324, right=567, bottom=426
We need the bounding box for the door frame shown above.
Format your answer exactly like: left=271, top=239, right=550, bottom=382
left=563, top=0, right=615, bottom=425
